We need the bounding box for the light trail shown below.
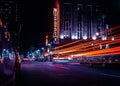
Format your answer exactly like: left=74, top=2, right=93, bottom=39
left=45, top=26, right=120, bottom=59
left=53, top=35, right=120, bottom=55
left=53, top=39, right=83, bottom=50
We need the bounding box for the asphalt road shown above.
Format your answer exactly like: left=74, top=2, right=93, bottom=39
left=18, top=62, right=120, bottom=86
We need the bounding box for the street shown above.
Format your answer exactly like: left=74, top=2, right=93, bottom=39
left=18, top=62, right=120, bottom=86
left=0, top=0, right=120, bottom=86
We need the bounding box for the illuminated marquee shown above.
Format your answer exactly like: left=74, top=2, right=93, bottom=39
left=53, top=8, right=58, bottom=38
left=53, top=8, right=59, bottom=44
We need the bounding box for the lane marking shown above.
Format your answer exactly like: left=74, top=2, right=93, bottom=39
left=100, top=73, right=120, bottom=78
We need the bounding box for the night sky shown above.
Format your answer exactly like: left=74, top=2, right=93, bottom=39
left=19, top=0, right=120, bottom=54
left=19, top=0, right=52, bottom=54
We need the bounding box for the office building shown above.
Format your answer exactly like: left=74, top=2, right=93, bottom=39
left=0, top=0, right=23, bottom=55
left=52, top=0, right=110, bottom=44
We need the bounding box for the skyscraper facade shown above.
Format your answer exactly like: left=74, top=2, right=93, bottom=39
left=0, top=0, right=23, bottom=54
left=0, top=0, right=16, bottom=29
left=0, top=0, right=23, bottom=33
left=53, top=0, right=110, bottom=44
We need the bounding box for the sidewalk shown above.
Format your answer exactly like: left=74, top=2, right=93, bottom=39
left=0, top=64, right=15, bottom=86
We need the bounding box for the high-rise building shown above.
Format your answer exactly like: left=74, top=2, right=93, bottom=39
left=0, top=0, right=15, bottom=29
left=52, top=0, right=110, bottom=44
left=0, top=0, right=23, bottom=53
left=0, top=0, right=23, bottom=32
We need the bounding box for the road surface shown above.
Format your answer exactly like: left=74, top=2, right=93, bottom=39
left=18, top=62, right=120, bottom=86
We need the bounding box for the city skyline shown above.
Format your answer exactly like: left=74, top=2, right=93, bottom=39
left=19, top=0, right=48, bottom=54
left=0, top=0, right=119, bottom=54
left=21, top=0, right=120, bottom=54
left=0, top=1, right=120, bottom=86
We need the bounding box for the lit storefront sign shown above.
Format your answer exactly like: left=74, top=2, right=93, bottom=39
left=53, top=8, right=59, bottom=44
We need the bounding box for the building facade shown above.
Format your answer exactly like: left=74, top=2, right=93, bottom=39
left=0, top=0, right=23, bottom=28
left=53, top=0, right=110, bottom=44
left=0, top=0, right=23, bottom=57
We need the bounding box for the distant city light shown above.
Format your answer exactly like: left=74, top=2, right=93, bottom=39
left=68, top=58, right=72, bottom=60
left=102, top=36, right=107, bottom=40
left=41, top=48, right=44, bottom=50
left=60, top=35, right=64, bottom=39
left=71, top=55, right=73, bottom=58
left=83, top=36, right=87, bottom=40
left=0, top=18, right=3, bottom=26
left=104, top=36, right=107, bottom=40
left=35, top=50, right=39, bottom=53
left=92, top=36, right=97, bottom=40
left=106, top=24, right=109, bottom=29
left=75, top=36, right=78, bottom=39
left=72, top=35, right=75, bottom=39
left=48, top=43, right=51, bottom=46
left=111, top=36, right=115, bottom=40
left=105, top=44, right=109, bottom=49
left=96, top=32, right=99, bottom=36
left=50, top=51, right=52, bottom=54
left=47, top=48, right=50, bottom=52
left=3, top=49, right=6, bottom=51
left=99, top=44, right=102, bottom=49
left=71, top=35, right=78, bottom=39
left=91, top=43, right=93, bottom=46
